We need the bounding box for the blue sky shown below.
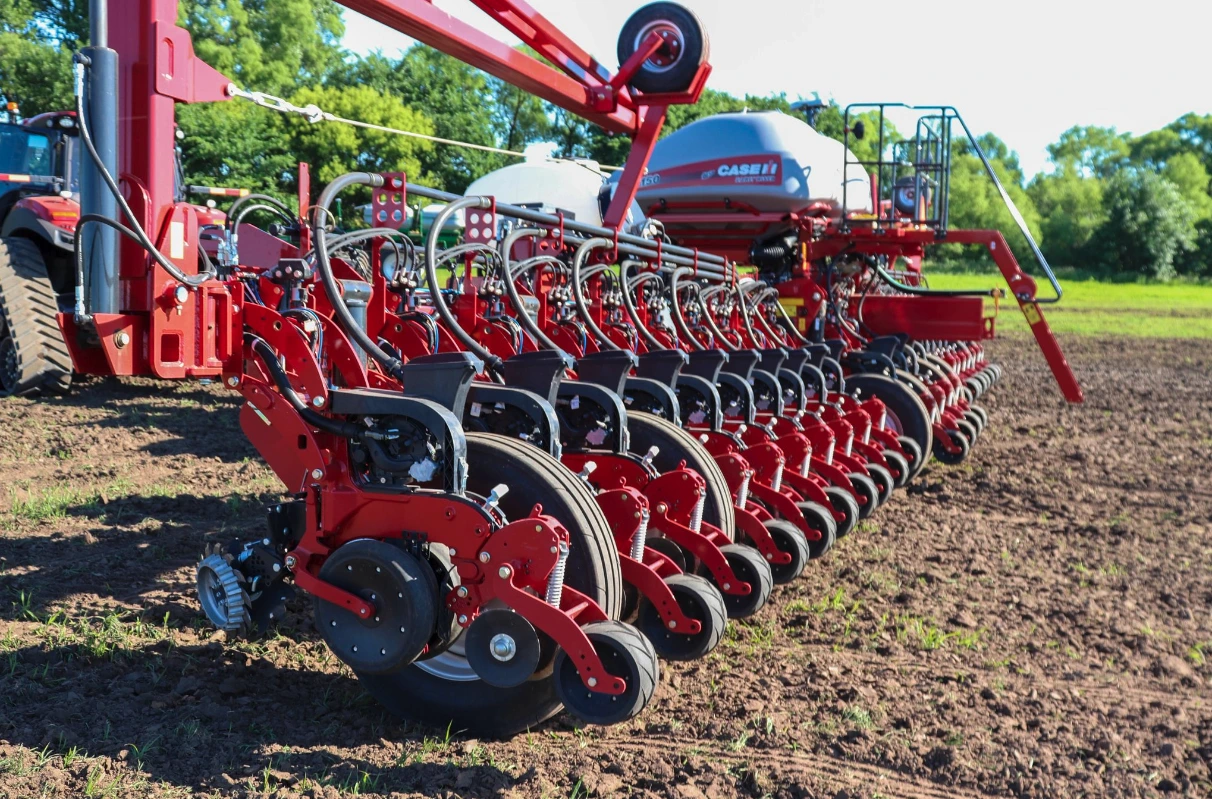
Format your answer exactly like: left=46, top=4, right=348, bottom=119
left=341, top=0, right=1212, bottom=178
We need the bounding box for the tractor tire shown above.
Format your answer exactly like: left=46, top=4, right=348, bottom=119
left=0, top=238, right=71, bottom=398
left=356, top=433, right=622, bottom=738
left=617, top=2, right=709, bottom=95
left=848, top=372, right=932, bottom=479
left=630, top=411, right=735, bottom=541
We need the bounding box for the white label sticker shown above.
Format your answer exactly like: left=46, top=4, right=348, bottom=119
left=570, top=396, right=580, bottom=409
left=470, top=402, right=482, bottom=417
left=169, top=221, right=185, bottom=260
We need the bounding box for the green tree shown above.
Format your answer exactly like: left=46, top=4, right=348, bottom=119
left=945, top=150, right=1045, bottom=263
left=1028, top=170, right=1106, bottom=268
left=1087, top=168, right=1196, bottom=280
left=0, top=0, right=79, bottom=115
left=1047, top=125, right=1130, bottom=179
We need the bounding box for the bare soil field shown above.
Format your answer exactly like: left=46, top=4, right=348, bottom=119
left=1, top=335, right=1209, bottom=799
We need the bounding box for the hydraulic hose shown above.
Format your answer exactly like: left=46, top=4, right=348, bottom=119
left=618, top=262, right=665, bottom=351
left=497, top=227, right=571, bottom=360
left=248, top=336, right=392, bottom=441
left=74, top=56, right=215, bottom=291
left=668, top=267, right=706, bottom=352
left=72, top=214, right=139, bottom=323
left=312, top=172, right=407, bottom=382
left=422, top=195, right=504, bottom=375
left=227, top=193, right=293, bottom=231
left=694, top=284, right=737, bottom=352
left=569, top=237, right=622, bottom=352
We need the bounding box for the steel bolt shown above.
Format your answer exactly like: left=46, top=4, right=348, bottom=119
left=227, top=376, right=240, bottom=387
left=311, top=396, right=324, bottom=408
left=284, top=555, right=297, bottom=570
left=272, top=563, right=281, bottom=572
left=359, top=608, right=368, bottom=616
left=668, top=620, right=677, bottom=630
left=656, top=503, right=668, bottom=514
left=114, top=330, right=130, bottom=348
left=458, top=614, right=469, bottom=625
left=311, top=468, right=324, bottom=480
left=490, top=634, right=517, bottom=662
left=498, top=565, right=512, bottom=579
left=456, top=586, right=469, bottom=598
left=587, top=677, right=597, bottom=688
left=723, top=583, right=731, bottom=591
left=479, top=552, right=491, bottom=563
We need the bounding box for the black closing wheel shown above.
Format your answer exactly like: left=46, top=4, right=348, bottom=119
left=933, top=428, right=971, bottom=465
left=866, top=463, right=895, bottom=505
left=629, top=412, right=735, bottom=540
left=797, top=501, right=837, bottom=559
left=636, top=573, right=726, bottom=660
left=824, top=486, right=859, bottom=538
left=897, top=435, right=923, bottom=479
left=763, top=519, right=809, bottom=583
left=702, top=543, right=773, bottom=619
left=883, top=449, right=911, bottom=489
left=957, top=418, right=979, bottom=444
left=554, top=620, right=659, bottom=726
left=356, top=433, right=623, bottom=738
left=0, top=238, right=72, bottom=398
left=848, top=473, right=880, bottom=519
left=314, top=539, right=438, bottom=675
left=645, top=535, right=689, bottom=572
left=617, top=2, right=709, bottom=95
left=464, top=609, right=543, bottom=688
left=844, top=374, right=932, bottom=480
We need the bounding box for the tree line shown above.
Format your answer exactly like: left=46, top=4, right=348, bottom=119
left=3, top=0, right=1208, bottom=279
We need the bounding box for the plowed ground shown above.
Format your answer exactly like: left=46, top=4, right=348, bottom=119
left=1, top=335, right=1209, bottom=799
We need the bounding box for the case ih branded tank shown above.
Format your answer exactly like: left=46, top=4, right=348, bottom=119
left=635, top=110, right=873, bottom=218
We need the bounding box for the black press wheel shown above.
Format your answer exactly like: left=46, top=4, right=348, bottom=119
left=636, top=573, right=726, bottom=661
left=823, top=486, right=859, bottom=538
left=957, top=418, right=979, bottom=444
left=616, top=2, right=709, bottom=94
left=848, top=473, right=880, bottom=519
left=897, top=435, right=923, bottom=479
left=796, top=501, right=837, bottom=559
left=356, top=433, right=623, bottom=738
left=0, top=238, right=72, bottom=398
left=866, top=463, right=895, bottom=505
left=700, top=543, right=773, bottom=619
left=932, top=428, right=971, bottom=465
left=645, top=535, right=689, bottom=573
left=762, top=519, right=809, bottom=584
left=553, top=620, right=659, bottom=726
left=883, top=449, right=911, bottom=489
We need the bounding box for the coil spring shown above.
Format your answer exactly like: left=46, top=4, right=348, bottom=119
left=629, top=509, right=650, bottom=561
left=771, top=463, right=784, bottom=493
left=545, top=540, right=569, bottom=607
left=737, top=472, right=751, bottom=508
left=690, top=494, right=705, bottom=534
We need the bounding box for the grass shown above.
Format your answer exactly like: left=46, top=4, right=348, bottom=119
left=927, top=273, right=1212, bottom=337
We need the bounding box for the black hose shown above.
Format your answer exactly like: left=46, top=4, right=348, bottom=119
left=75, top=56, right=215, bottom=289
left=227, top=193, right=293, bottom=232
left=311, top=173, right=408, bottom=382
left=248, top=336, right=391, bottom=441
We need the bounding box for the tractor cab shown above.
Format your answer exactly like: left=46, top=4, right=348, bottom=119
left=0, top=112, right=80, bottom=228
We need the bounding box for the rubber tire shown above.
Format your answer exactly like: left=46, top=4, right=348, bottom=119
left=824, top=485, right=859, bottom=538
left=796, top=501, right=837, bottom=559
left=636, top=573, right=726, bottom=661
left=762, top=519, right=809, bottom=584
left=630, top=411, right=735, bottom=541
left=356, top=433, right=622, bottom=738
left=848, top=473, right=880, bottom=519
left=701, top=543, right=773, bottom=619
left=883, top=450, right=911, bottom=489
left=957, top=418, right=979, bottom=444
left=897, top=435, right=923, bottom=480
left=866, top=463, right=895, bottom=505
left=0, top=238, right=71, bottom=398
left=553, top=620, right=658, bottom=726
left=932, top=428, right=971, bottom=465
left=844, top=373, right=931, bottom=479
left=616, top=2, right=709, bottom=95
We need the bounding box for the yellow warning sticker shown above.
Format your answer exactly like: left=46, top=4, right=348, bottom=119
left=1021, top=302, right=1041, bottom=325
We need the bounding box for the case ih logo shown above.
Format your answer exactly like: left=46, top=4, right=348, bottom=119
left=715, top=161, right=779, bottom=179
left=642, top=155, right=782, bottom=190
